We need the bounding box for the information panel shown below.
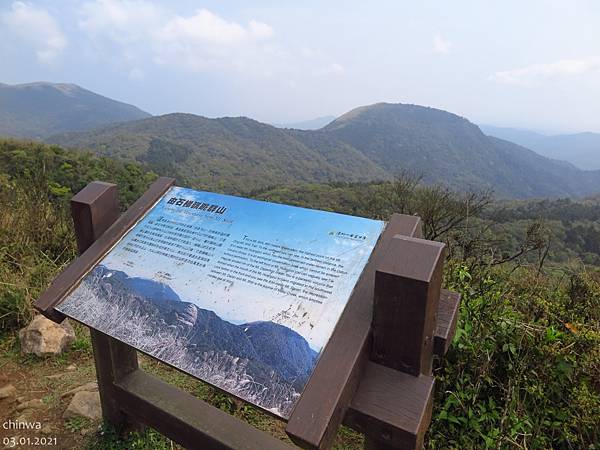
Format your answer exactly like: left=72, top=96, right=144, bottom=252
left=57, top=187, right=385, bottom=418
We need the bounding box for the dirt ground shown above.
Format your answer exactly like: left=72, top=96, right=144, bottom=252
left=0, top=350, right=97, bottom=450
left=0, top=325, right=364, bottom=450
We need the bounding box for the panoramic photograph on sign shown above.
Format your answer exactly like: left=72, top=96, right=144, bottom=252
left=56, top=186, right=385, bottom=418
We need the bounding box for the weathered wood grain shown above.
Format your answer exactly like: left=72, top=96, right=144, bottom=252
left=114, top=369, right=294, bottom=450
left=372, top=236, right=445, bottom=376
left=433, top=290, right=461, bottom=357
left=344, top=361, right=434, bottom=450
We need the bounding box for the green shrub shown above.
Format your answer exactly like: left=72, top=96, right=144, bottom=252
left=427, top=263, right=600, bottom=449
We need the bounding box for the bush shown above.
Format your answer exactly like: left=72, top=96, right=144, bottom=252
left=0, top=139, right=156, bottom=333
left=427, top=262, right=600, bottom=449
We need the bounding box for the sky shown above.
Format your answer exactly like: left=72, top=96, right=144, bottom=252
left=1, top=0, right=600, bottom=132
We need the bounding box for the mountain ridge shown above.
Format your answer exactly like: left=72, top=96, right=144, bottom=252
left=273, top=115, right=336, bottom=130
left=47, top=112, right=392, bottom=193
left=0, top=81, right=151, bottom=139
left=3, top=80, right=597, bottom=199
left=46, top=104, right=600, bottom=198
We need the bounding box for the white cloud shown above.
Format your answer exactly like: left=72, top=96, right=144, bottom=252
left=78, top=0, right=277, bottom=73
left=159, top=10, right=248, bottom=46
left=1, top=1, right=66, bottom=63
left=489, top=57, right=600, bottom=86
left=79, top=0, right=162, bottom=41
left=433, top=34, right=451, bottom=54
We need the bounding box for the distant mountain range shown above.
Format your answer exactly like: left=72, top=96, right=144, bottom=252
left=480, top=125, right=600, bottom=171
left=58, top=264, right=319, bottom=417
left=0, top=82, right=150, bottom=139
left=2, top=81, right=600, bottom=198
left=46, top=103, right=600, bottom=198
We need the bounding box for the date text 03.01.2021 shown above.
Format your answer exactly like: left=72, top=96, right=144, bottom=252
left=2, top=436, right=58, bottom=447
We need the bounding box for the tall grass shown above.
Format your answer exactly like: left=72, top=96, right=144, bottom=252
left=0, top=173, right=75, bottom=332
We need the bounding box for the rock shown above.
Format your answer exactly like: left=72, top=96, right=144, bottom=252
left=63, top=391, right=101, bottom=420
left=19, top=315, right=75, bottom=356
left=60, top=382, right=98, bottom=398
left=15, top=411, right=32, bottom=423
left=16, top=398, right=45, bottom=411
left=0, top=384, right=17, bottom=400
left=41, top=425, right=55, bottom=434
left=66, top=364, right=77, bottom=371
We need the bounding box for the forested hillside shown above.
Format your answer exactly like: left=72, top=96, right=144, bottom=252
left=47, top=103, right=600, bottom=198
left=324, top=104, right=600, bottom=198
left=47, top=114, right=391, bottom=193
left=1, top=139, right=598, bottom=449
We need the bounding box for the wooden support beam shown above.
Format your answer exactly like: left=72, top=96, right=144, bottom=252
left=372, top=236, right=445, bottom=376
left=433, top=290, right=460, bottom=357
left=344, top=287, right=459, bottom=449
left=286, top=214, right=422, bottom=450
left=89, top=328, right=140, bottom=429
left=68, top=180, right=146, bottom=433
left=34, top=177, right=175, bottom=322
left=344, top=361, right=434, bottom=450
left=114, top=370, right=294, bottom=450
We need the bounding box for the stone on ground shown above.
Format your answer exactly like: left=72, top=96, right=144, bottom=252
left=63, top=391, right=101, bottom=420
left=61, top=382, right=98, bottom=398
left=19, top=315, right=75, bottom=356
left=0, top=383, right=17, bottom=400
left=16, top=398, right=45, bottom=411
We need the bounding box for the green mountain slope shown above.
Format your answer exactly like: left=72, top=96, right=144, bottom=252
left=324, top=103, right=600, bottom=198
left=0, top=82, right=151, bottom=139
left=47, top=113, right=390, bottom=193
left=46, top=102, right=600, bottom=198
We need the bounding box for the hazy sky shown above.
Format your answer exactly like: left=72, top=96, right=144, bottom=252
left=2, top=0, right=600, bottom=132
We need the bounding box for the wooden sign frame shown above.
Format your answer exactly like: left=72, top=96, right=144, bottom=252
left=34, top=178, right=460, bottom=450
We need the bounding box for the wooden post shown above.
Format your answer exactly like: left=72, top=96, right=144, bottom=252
left=371, top=235, right=445, bottom=376
left=71, top=181, right=142, bottom=433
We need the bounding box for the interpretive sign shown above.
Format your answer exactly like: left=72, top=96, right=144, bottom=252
left=57, top=187, right=385, bottom=418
